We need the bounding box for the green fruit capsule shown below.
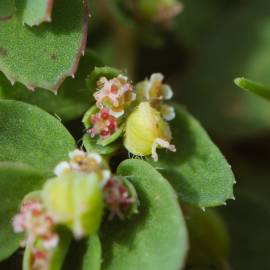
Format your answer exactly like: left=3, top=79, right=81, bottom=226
left=42, top=172, right=104, bottom=239
left=124, top=102, right=176, bottom=161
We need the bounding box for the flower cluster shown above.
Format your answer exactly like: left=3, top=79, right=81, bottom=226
left=103, top=178, right=137, bottom=220
left=13, top=200, right=58, bottom=270
left=89, top=108, right=118, bottom=139
left=12, top=147, right=138, bottom=269
left=54, top=149, right=110, bottom=186
left=136, top=73, right=175, bottom=121
left=89, top=75, right=136, bottom=139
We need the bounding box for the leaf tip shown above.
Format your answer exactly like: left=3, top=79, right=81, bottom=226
left=234, top=77, right=243, bottom=86
left=234, top=77, right=248, bottom=90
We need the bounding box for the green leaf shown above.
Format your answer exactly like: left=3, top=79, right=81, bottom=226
left=83, top=134, right=120, bottom=156
left=152, top=105, right=235, bottom=208
left=0, top=100, right=75, bottom=177
left=0, top=0, right=89, bottom=91
left=1, top=50, right=103, bottom=121
left=186, top=207, right=229, bottom=267
left=234, top=77, right=270, bottom=102
left=63, top=234, right=102, bottom=270
left=23, top=227, right=72, bottom=270
left=21, top=0, right=54, bottom=26
left=86, top=66, right=122, bottom=93
left=0, top=162, right=45, bottom=262
left=0, top=0, right=15, bottom=20
left=101, top=159, right=188, bottom=270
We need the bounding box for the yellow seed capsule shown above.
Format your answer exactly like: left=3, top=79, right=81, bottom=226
left=124, top=102, right=176, bottom=161
left=42, top=172, right=103, bottom=239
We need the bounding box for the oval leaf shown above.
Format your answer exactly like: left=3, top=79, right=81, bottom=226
left=0, top=100, right=75, bottom=177
left=0, top=0, right=89, bottom=91
left=101, top=159, right=188, bottom=270
left=152, top=105, right=235, bottom=208
left=0, top=162, right=45, bottom=261
left=1, top=50, right=103, bottom=121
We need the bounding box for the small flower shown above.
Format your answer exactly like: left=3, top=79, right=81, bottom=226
left=54, top=149, right=111, bottom=186
left=13, top=200, right=58, bottom=248
left=124, top=102, right=176, bottom=161
left=136, top=73, right=175, bottom=121
left=103, top=178, right=137, bottom=220
left=31, top=249, right=49, bottom=270
left=88, top=108, right=118, bottom=139
left=94, top=75, right=136, bottom=118
left=54, top=161, right=70, bottom=177
left=12, top=200, right=58, bottom=270
left=160, top=104, right=176, bottom=121
left=137, top=73, right=173, bottom=101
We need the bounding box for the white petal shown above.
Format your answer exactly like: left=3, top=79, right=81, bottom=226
left=69, top=149, right=85, bottom=159
left=101, top=169, right=111, bottom=185
left=145, top=73, right=164, bottom=100
left=73, top=219, right=85, bottom=240
left=151, top=138, right=176, bottom=161
left=43, top=234, right=59, bottom=250
left=87, top=152, right=102, bottom=164
left=161, top=84, right=173, bottom=100
left=118, top=74, right=128, bottom=82
left=109, top=109, right=125, bottom=118
left=150, top=73, right=164, bottom=83
left=162, top=105, right=175, bottom=121
left=54, top=162, right=70, bottom=176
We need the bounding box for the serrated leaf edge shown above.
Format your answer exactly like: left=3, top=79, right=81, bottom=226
left=0, top=0, right=89, bottom=92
